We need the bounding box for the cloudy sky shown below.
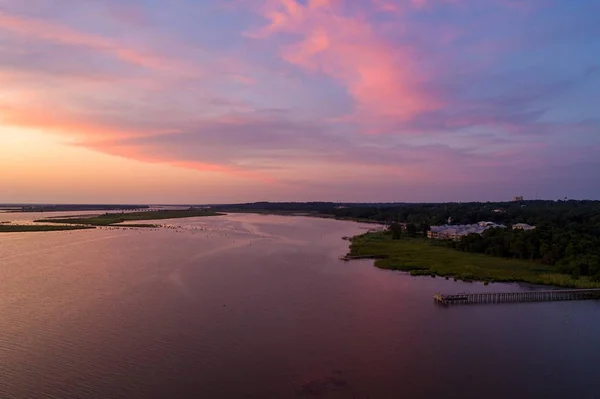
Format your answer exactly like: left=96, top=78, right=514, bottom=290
left=1, top=0, right=599, bottom=203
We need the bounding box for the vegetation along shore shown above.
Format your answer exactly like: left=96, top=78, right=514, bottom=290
left=349, top=231, right=600, bottom=289
left=0, top=224, right=95, bottom=233
left=1, top=209, right=222, bottom=233
left=35, top=209, right=223, bottom=227
left=213, top=201, right=600, bottom=284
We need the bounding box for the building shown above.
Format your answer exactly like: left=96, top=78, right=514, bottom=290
left=512, top=223, right=536, bottom=231
left=513, top=196, right=524, bottom=202
left=427, top=222, right=506, bottom=240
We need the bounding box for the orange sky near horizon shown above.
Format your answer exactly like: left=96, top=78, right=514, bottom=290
left=0, top=130, right=263, bottom=204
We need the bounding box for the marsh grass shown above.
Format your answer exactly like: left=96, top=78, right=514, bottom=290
left=0, top=225, right=95, bottom=233
left=36, top=209, right=223, bottom=226
left=349, top=232, right=600, bottom=289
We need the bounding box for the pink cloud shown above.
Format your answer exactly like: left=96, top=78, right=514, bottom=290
left=81, top=140, right=280, bottom=185
left=231, top=74, right=257, bottom=85
left=0, top=100, right=279, bottom=184
left=249, top=0, right=440, bottom=120
left=0, top=11, right=191, bottom=73
left=0, top=103, right=149, bottom=140
left=373, top=0, right=402, bottom=13
left=106, top=4, right=153, bottom=27
left=0, top=90, right=284, bottom=184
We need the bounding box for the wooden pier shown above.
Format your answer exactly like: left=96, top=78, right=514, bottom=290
left=434, top=289, right=600, bottom=305
left=339, top=254, right=386, bottom=261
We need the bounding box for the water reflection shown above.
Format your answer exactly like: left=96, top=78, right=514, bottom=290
left=1, top=213, right=599, bottom=398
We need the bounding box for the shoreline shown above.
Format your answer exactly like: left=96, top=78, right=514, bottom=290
left=2, top=209, right=222, bottom=233
left=217, top=209, right=388, bottom=225
left=34, top=209, right=223, bottom=227
left=347, top=231, right=600, bottom=289
left=0, top=224, right=96, bottom=233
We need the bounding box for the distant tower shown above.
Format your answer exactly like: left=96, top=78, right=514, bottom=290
left=513, top=196, right=524, bottom=202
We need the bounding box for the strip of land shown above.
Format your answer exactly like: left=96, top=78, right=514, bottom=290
left=115, top=224, right=161, bottom=228
left=349, top=232, right=600, bottom=289
left=35, top=209, right=223, bottom=226
left=0, top=225, right=95, bottom=233
left=216, top=209, right=386, bottom=225
left=11, top=204, right=149, bottom=213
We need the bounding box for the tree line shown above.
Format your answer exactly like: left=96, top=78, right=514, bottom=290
left=444, top=226, right=600, bottom=280
left=373, top=201, right=600, bottom=281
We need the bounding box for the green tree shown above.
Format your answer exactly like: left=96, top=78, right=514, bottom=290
left=389, top=223, right=403, bottom=240
left=420, top=222, right=430, bottom=238
left=406, top=223, right=417, bottom=237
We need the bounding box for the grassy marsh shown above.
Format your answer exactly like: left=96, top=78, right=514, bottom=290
left=349, top=232, right=600, bottom=289
left=36, top=209, right=223, bottom=226
left=0, top=225, right=95, bottom=233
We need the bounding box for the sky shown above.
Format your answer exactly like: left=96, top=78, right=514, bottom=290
left=1, top=0, right=599, bottom=204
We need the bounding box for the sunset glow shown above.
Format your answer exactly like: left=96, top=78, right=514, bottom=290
left=1, top=0, right=599, bottom=203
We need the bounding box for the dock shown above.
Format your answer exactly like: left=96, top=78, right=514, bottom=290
left=434, top=289, right=600, bottom=305
left=338, top=254, right=386, bottom=261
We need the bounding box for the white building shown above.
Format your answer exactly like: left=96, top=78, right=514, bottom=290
left=512, top=223, right=536, bottom=230
left=427, top=222, right=506, bottom=240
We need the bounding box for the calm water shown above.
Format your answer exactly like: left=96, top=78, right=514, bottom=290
left=1, top=213, right=599, bottom=398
